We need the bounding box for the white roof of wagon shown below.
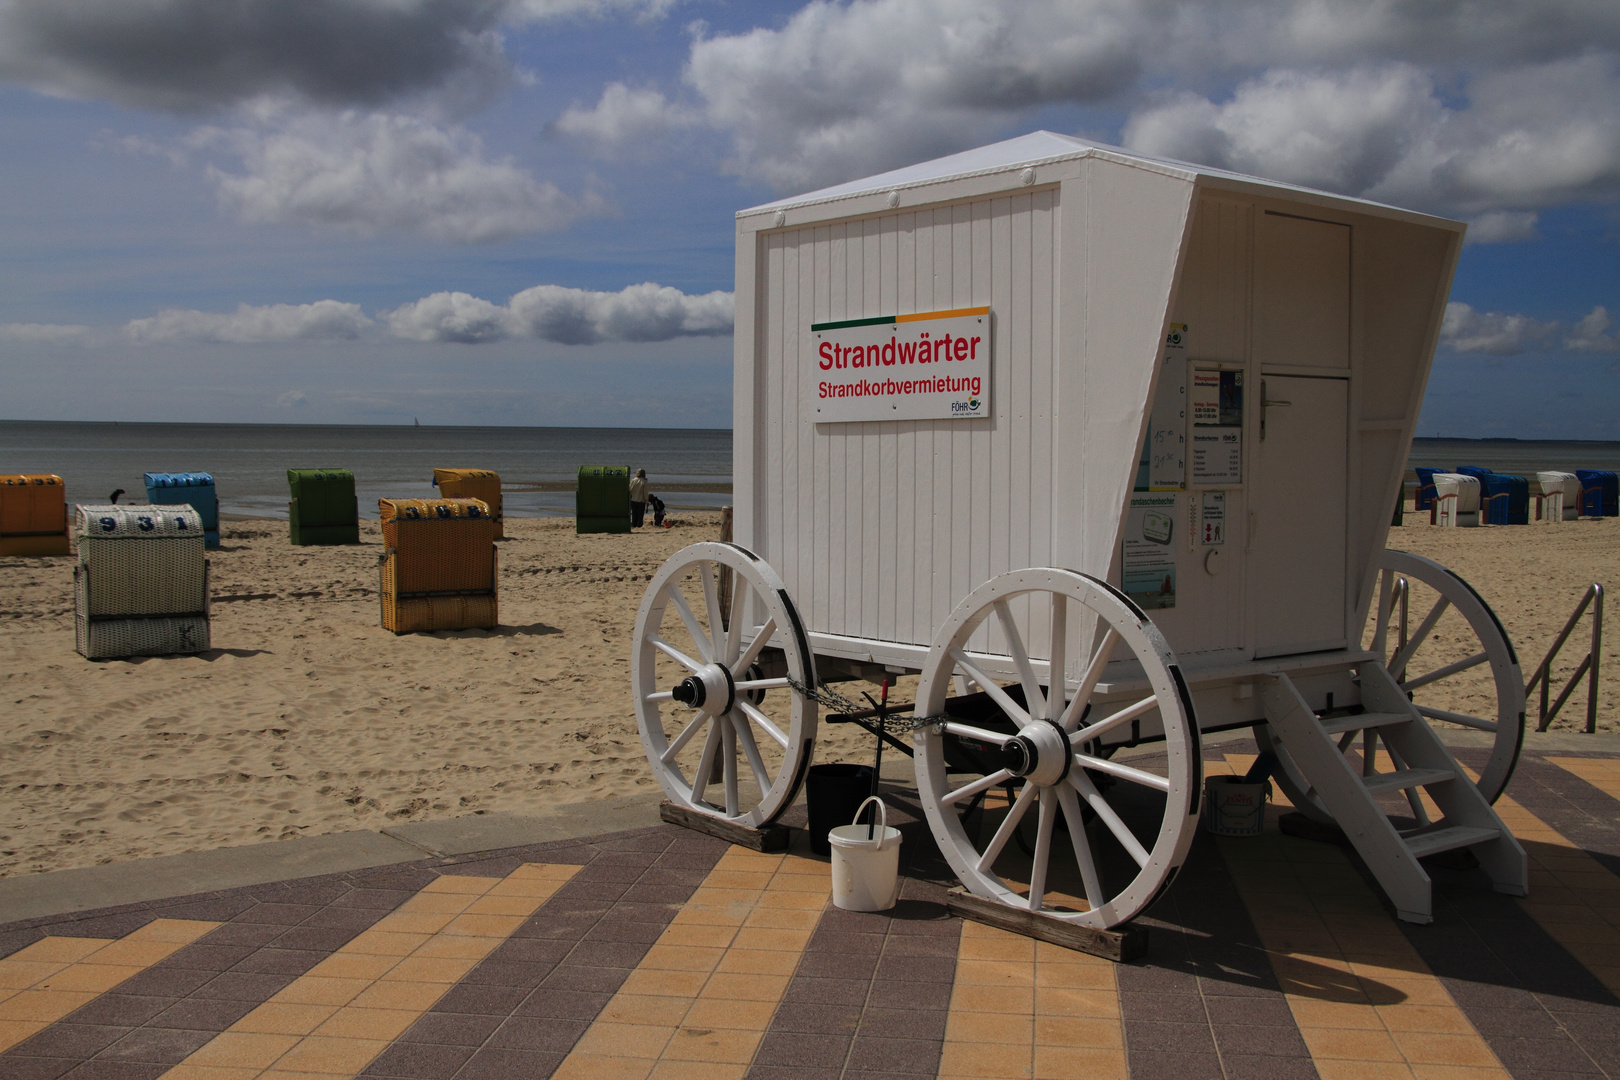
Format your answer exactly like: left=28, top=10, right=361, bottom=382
left=740, top=130, right=1460, bottom=230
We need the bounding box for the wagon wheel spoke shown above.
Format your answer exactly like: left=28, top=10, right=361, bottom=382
left=1415, top=705, right=1498, bottom=732
left=721, top=716, right=739, bottom=816
left=699, top=563, right=723, bottom=663
left=950, top=649, right=1032, bottom=727
left=731, top=617, right=777, bottom=677
left=1069, top=694, right=1158, bottom=747
left=660, top=712, right=710, bottom=764
left=941, top=721, right=1016, bottom=748
left=994, top=600, right=1047, bottom=719
left=975, top=781, right=1036, bottom=873
left=737, top=699, right=791, bottom=748
left=1055, top=782, right=1104, bottom=907
left=941, top=769, right=1014, bottom=807
left=668, top=584, right=714, bottom=664
left=732, top=711, right=772, bottom=794
left=1400, top=650, right=1488, bottom=693
left=1070, top=768, right=1151, bottom=868
left=723, top=570, right=747, bottom=665
left=1071, top=752, right=1172, bottom=793
left=650, top=636, right=704, bottom=674
left=1044, top=594, right=1068, bottom=722
left=1059, top=628, right=1119, bottom=732
left=691, top=719, right=723, bottom=807
left=1026, top=792, right=1058, bottom=912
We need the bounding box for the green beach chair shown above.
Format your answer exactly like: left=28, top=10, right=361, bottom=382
left=288, top=469, right=360, bottom=545
left=576, top=465, right=631, bottom=534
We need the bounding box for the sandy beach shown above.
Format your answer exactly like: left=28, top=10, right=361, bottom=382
left=1, top=510, right=1615, bottom=880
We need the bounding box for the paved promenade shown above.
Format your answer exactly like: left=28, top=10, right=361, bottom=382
left=3, top=741, right=1619, bottom=1080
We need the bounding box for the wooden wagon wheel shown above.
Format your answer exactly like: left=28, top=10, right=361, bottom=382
left=633, top=542, right=817, bottom=827
left=914, top=569, right=1202, bottom=930
left=1256, top=548, right=1525, bottom=813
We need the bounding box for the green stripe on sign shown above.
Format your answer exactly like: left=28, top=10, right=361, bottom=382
left=810, top=315, right=897, bottom=332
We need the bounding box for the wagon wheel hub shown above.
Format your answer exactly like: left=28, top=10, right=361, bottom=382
left=670, top=662, right=736, bottom=718
left=1002, top=720, right=1072, bottom=786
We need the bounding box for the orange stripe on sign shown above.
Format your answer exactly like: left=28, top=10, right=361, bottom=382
left=0, top=919, right=221, bottom=1053
left=155, top=862, right=578, bottom=1080
left=894, top=307, right=989, bottom=323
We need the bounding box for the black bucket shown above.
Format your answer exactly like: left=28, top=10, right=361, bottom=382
left=806, top=763, right=875, bottom=856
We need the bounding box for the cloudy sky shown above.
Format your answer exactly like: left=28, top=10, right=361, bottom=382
left=0, top=0, right=1616, bottom=435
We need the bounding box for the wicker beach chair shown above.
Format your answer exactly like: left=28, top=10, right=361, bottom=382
left=145, top=472, right=221, bottom=548
left=378, top=498, right=498, bottom=633
left=288, top=469, right=360, bottom=545
left=433, top=469, right=504, bottom=538
left=0, top=474, right=70, bottom=556
left=73, top=504, right=210, bottom=659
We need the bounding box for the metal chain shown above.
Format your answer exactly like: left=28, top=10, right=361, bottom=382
left=784, top=674, right=949, bottom=733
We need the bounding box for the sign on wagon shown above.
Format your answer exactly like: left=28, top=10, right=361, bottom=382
left=811, top=307, right=990, bottom=423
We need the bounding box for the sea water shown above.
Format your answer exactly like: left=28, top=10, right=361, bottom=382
left=3, top=422, right=1617, bottom=519
left=0, top=421, right=731, bottom=519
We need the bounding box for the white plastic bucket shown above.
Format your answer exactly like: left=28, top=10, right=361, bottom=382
left=829, top=796, right=902, bottom=911
left=1203, top=776, right=1270, bottom=837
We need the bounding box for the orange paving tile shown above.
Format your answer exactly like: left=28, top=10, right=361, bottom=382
left=937, top=921, right=1125, bottom=1079
left=549, top=843, right=830, bottom=1079
left=1215, top=754, right=1511, bottom=1080
left=0, top=918, right=220, bottom=1052
left=153, top=861, right=578, bottom=1080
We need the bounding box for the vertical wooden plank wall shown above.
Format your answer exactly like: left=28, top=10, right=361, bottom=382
left=753, top=194, right=1064, bottom=651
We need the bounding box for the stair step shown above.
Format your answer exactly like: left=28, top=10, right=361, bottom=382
left=1405, top=825, right=1501, bottom=859
left=1321, top=711, right=1411, bottom=735
left=1363, top=767, right=1454, bottom=794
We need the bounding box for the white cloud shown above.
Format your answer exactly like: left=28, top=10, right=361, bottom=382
left=546, top=0, right=1620, bottom=221
left=1465, top=211, right=1540, bottom=245
left=1566, top=307, right=1620, bottom=353
left=385, top=281, right=733, bottom=344
left=1437, top=303, right=1620, bottom=356
left=124, top=301, right=372, bottom=344
left=549, top=83, right=696, bottom=157
left=277, top=390, right=309, bottom=408
left=0, top=322, right=96, bottom=345
left=199, top=110, right=601, bottom=243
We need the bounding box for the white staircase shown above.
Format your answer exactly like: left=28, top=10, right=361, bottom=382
left=1258, top=661, right=1528, bottom=923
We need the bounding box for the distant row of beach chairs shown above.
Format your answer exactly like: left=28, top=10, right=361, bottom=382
left=1409, top=467, right=1619, bottom=526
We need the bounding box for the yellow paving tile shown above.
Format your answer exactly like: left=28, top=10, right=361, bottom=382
left=550, top=837, right=829, bottom=1078
left=1217, top=753, right=1507, bottom=1080
left=154, top=862, right=577, bottom=1080
left=0, top=919, right=219, bottom=1054
left=941, top=921, right=1124, bottom=1080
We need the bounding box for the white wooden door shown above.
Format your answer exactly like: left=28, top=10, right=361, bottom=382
left=1250, top=375, right=1349, bottom=657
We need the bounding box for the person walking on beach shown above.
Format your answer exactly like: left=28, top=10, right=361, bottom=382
left=629, top=468, right=649, bottom=528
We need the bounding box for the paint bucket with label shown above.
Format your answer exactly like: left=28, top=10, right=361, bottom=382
left=1202, top=775, right=1271, bottom=837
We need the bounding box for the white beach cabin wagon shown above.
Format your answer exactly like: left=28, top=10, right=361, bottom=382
left=633, top=131, right=1528, bottom=932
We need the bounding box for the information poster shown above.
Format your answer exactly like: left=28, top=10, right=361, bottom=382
left=1201, top=491, right=1226, bottom=545
left=1192, top=429, right=1242, bottom=484
left=1123, top=495, right=1177, bottom=610
left=1145, top=324, right=1188, bottom=489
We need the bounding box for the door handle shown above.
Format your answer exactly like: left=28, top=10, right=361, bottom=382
left=1260, top=379, right=1292, bottom=441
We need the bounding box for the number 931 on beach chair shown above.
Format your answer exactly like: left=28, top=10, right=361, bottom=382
left=377, top=498, right=498, bottom=634
left=633, top=131, right=1529, bottom=949
left=73, top=504, right=210, bottom=660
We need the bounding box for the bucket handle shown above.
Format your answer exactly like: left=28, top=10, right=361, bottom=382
left=850, top=796, right=891, bottom=850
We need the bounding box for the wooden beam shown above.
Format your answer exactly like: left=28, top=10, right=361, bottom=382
left=945, top=887, right=1148, bottom=963
left=659, top=800, right=791, bottom=853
